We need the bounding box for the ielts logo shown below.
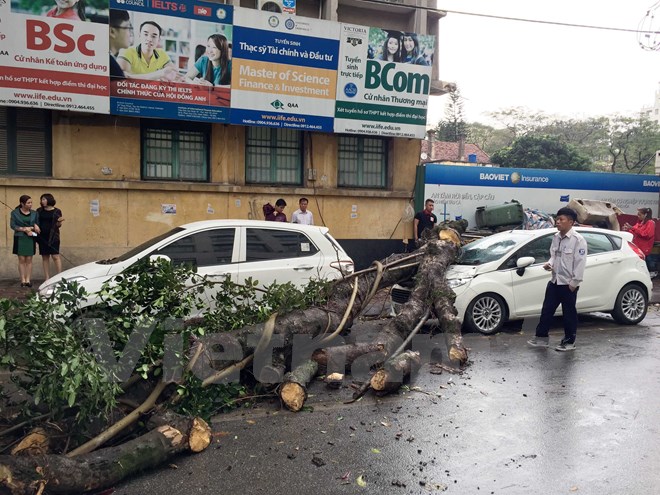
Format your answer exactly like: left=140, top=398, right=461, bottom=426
left=151, top=0, right=186, bottom=13
left=194, top=5, right=211, bottom=16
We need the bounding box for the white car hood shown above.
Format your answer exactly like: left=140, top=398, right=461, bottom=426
left=39, top=261, right=113, bottom=290
left=445, top=264, right=479, bottom=279
left=446, top=258, right=504, bottom=279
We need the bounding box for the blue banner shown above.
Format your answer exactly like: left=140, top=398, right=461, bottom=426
left=425, top=164, right=660, bottom=194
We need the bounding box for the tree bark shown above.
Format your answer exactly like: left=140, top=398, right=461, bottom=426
left=370, top=350, right=422, bottom=394
left=311, top=342, right=386, bottom=373
left=0, top=415, right=210, bottom=495
left=280, top=360, right=318, bottom=412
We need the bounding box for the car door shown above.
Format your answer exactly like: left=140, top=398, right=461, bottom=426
left=507, top=234, right=555, bottom=317
left=574, top=231, right=617, bottom=311
left=237, top=226, right=323, bottom=288
left=154, top=227, right=240, bottom=308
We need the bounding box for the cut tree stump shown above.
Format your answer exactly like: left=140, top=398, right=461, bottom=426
left=370, top=350, right=422, bottom=394
left=0, top=415, right=211, bottom=494
left=280, top=360, right=318, bottom=412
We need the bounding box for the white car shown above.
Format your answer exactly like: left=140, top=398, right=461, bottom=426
left=39, top=220, right=354, bottom=308
left=392, top=227, right=652, bottom=334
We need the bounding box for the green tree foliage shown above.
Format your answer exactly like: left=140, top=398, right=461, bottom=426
left=464, top=122, right=513, bottom=156
left=433, top=88, right=467, bottom=142
left=491, top=135, right=591, bottom=171
left=487, top=107, right=548, bottom=139
left=536, top=117, right=611, bottom=165
left=608, top=116, right=660, bottom=174
left=452, top=107, right=660, bottom=172
left=0, top=258, right=331, bottom=426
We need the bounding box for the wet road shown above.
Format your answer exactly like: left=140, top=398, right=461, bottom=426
left=116, top=311, right=660, bottom=495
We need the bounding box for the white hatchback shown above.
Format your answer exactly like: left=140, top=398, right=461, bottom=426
left=392, top=227, right=653, bottom=334
left=39, top=220, right=354, bottom=307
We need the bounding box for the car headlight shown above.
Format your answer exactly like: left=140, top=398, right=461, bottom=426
left=447, top=278, right=471, bottom=289
left=39, top=276, right=88, bottom=296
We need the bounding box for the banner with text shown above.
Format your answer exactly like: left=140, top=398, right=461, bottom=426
left=334, top=25, right=435, bottom=138
left=230, top=8, right=339, bottom=132
left=424, top=164, right=660, bottom=228
left=0, top=0, right=110, bottom=113
left=109, top=0, right=233, bottom=123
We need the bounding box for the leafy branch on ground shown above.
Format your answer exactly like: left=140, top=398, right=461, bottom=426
left=0, top=258, right=330, bottom=450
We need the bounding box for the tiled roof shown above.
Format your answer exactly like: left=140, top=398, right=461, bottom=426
left=420, top=140, right=491, bottom=164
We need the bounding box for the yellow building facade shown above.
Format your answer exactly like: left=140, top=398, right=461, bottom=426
left=1, top=112, right=421, bottom=278
left=1, top=0, right=450, bottom=279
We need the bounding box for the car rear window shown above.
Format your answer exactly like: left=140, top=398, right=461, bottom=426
left=582, top=232, right=616, bottom=254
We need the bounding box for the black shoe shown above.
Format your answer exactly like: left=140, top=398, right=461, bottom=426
left=555, top=341, right=576, bottom=352
left=26, top=282, right=32, bottom=288
left=20, top=282, right=27, bottom=287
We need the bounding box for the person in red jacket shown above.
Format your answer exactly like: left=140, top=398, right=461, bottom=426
left=624, top=207, right=656, bottom=273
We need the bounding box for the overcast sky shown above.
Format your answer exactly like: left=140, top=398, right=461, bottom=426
left=426, top=0, right=660, bottom=126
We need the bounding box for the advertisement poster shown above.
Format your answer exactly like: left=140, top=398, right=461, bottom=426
left=109, top=0, right=233, bottom=123
left=424, top=164, right=660, bottom=228
left=230, top=8, right=339, bottom=132
left=334, top=25, right=434, bottom=138
left=0, top=0, right=110, bottom=113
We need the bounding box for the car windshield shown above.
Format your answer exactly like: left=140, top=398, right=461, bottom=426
left=458, top=234, right=526, bottom=265
left=96, top=227, right=185, bottom=265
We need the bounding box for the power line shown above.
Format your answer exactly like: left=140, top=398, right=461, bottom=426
left=357, top=0, right=660, bottom=35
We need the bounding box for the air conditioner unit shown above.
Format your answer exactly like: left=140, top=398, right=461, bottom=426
left=655, top=150, right=660, bottom=175
left=257, top=0, right=296, bottom=15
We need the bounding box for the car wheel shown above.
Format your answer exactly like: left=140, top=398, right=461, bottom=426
left=611, top=283, right=648, bottom=325
left=465, top=293, right=507, bottom=334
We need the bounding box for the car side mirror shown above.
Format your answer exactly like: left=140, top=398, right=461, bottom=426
left=515, top=256, right=535, bottom=276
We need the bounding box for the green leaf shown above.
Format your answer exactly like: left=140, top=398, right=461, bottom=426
left=68, top=390, right=76, bottom=407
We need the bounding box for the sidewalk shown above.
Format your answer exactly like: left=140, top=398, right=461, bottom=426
left=0, top=279, right=44, bottom=301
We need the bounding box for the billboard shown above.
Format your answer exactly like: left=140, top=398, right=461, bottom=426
left=334, top=25, right=434, bottom=138
left=108, top=0, right=233, bottom=123
left=230, top=8, right=339, bottom=132
left=0, top=2, right=434, bottom=136
left=0, top=0, right=110, bottom=113
left=424, top=164, right=660, bottom=228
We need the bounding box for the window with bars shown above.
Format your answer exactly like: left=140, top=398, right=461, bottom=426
left=0, top=107, right=52, bottom=176
left=338, top=135, right=387, bottom=188
left=245, top=127, right=303, bottom=185
left=141, top=121, right=210, bottom=181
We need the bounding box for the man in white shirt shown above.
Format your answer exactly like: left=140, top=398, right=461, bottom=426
left=291, top=197, right=314, bottom=225
left=528, top=207, right=587, bottom=351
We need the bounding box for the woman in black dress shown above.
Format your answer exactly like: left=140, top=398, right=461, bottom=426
left=37, top=193, right=64, bottom=280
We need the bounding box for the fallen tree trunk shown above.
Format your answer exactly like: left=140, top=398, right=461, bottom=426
left=196, top=238, right=467, bottom=406
left=370, top=350, right=422, bottom=394
left=311, top=342, right=386, bottom=373
left=0, top=414, right=210, bottom=495
left=280, top=360, right=319, bottom=412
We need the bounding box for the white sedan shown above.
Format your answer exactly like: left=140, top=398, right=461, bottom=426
left=39, top=220, right=354, bottom=308
left=392, top=227, right=652, bottom=334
